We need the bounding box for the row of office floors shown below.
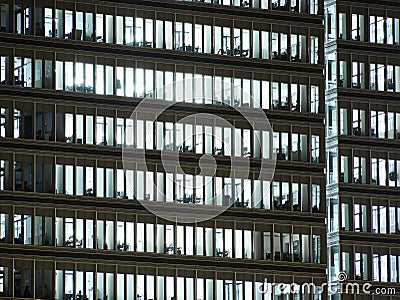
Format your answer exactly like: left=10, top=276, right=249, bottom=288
left=0, top=256, right=325, bottom=300
left=0, top=0, right=321, bottom=62
left=0, top=194, right=326, bottom=300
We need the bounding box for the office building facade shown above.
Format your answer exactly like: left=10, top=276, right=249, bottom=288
left=0, top=0, right=326, bottom=299
left=325, top=0, right=400, bottom=298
